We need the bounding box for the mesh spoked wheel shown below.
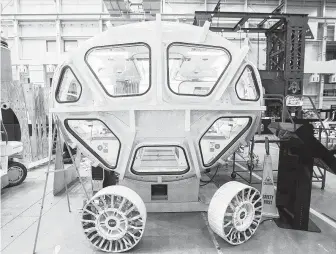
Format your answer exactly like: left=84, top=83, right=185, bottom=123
left=208, top=181, right=262, bottom=245
left=82, top=185, right=146, bottom=252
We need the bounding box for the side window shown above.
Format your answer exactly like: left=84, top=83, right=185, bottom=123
left=85, top=43, right=151, bottom=97
left=131, top=146, right=189, bottom=175
left=56, top=67, right=82, bottom=103
left=200, top=117, right=251, bottom=167
left=65, top=119, right=120, bottom=168
left=235, top=65, right=260, bottom=101
left=167, top=43, right=231, bottom=96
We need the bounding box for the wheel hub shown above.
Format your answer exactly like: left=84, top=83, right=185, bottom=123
left=96, top=208, right=128, bottom=241
left=8, top=166, right=23, bottom=183
left=107, top=219, right=117, bottom=228
left=233, top=201, right=255, bottom=232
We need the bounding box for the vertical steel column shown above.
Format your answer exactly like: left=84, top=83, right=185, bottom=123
left=284, top=15, right=308, bottom=99
left=319, top=0, right=327, bottom=109
left=56, top=19, right=62, bottom=62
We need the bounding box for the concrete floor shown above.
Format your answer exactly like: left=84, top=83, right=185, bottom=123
left=1, top=144, right=336, bottom=254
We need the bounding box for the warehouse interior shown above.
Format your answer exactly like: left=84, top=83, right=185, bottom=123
left=1, top=0, right=336, bottom=253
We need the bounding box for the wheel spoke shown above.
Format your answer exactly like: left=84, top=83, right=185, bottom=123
left=110, top=195, right=115, bottom=208
left=84, top=209, right=97, bottom=218
left=125, top=205, right=136, bottom=216
left=225, top=212, right=233, bottom=217
left=100, top=196, right=107, bottom=207
left=118, top=198, right=127, bottom=211
left=129, top=214, right=142, bottom=221
left=88, top=233, right=98, bottom=241
left=249, top=190, right=257, bottom=202
left=91, top=202, right=102, bottom=213
left=129, top=224, right=143, bottom=230
left=223, top=220, right=232, bottom=228
left=82, top=219, right=96, bottom=224
left=98, top=238, right=105, bottom=249
left=252, top=197, right=262, bottom=205
left=84, top=227, right=96, bottom=233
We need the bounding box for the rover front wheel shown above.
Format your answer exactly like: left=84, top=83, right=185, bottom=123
left=81, top=185, right=146, bottom=252
left=208, top=181, right=262, bottom=245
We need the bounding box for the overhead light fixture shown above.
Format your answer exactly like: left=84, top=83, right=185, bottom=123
left=309, top=73, right=319, bottom=83
left=329, top=73, right=336, bottom=83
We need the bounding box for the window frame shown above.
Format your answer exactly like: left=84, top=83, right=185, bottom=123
left=55, top=66, right=82, bottom=104
left=166, top=42, right=232, bottom=97
left=130, top=145, right=190, bottom=176
left=234, top=65, right=260, bottom=102
left=84, top=42, right=152, bottom=98
left=64, top=118, right=121, bottom=169
left=199, top=116, right=252, bottom=167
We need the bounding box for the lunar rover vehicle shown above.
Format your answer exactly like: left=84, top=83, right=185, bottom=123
left=51, top=17, right=265, bottom=252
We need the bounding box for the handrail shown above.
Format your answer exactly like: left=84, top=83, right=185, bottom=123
left=303, top=95, right=329, bottom=147
left=1, top=120, right=9, bottom=145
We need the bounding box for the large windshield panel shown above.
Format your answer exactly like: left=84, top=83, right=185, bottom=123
left=86, top=43, right=151, bottom=97
left=167, top=43, right=231, bottom=96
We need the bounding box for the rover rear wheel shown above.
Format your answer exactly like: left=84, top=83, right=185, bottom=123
left=81, top=185, right=146, bottom=252
left=208, top=181, right=262, bottom=245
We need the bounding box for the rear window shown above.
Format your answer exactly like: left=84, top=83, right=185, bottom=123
left=167, top=43, right=231, bottom=96
left=131, top=146, right=189, bottom=175
left=85, top=43, right=151, bottom=97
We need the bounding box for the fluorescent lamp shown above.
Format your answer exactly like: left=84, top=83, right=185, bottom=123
left=187, top=51, right=224, bottom=56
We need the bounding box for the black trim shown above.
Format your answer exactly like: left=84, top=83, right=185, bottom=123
left=199, top=116, right=252, bottom=167
left=235, top=65, right=260, bottom=101
left=84, top=42, right=152, bottom=98
left=55, top=66, right=82, bottom=104
left=130, top=145, right=190, bottom=176
left=64, top=118, right=121, bottom=169
left=166, top=42, right=232, bottom=97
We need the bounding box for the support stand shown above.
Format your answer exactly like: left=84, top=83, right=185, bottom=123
left=32, top=115, right=90, bottom=253
left=274, top=128, right=321, bottom=233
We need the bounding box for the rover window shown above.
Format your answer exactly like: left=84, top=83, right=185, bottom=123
left=167, top=43, right=231, bottom=96
left=200, top=117, right=252, bottom=167
left=56, top=67, right=82, bottom=103
left=65, top=119, right=120, bottom=168
left=235, top=65, right=260, bottom=101
left=131, top=146, right=189, bottom=175
left=85, top=43, right=151, bottom=97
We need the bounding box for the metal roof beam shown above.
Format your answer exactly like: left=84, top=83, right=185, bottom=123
left=233, top=17, right=249, bottom=32
left=194, top=11, right=308, bottom=21
left=209, top=27, right=269, bottom=33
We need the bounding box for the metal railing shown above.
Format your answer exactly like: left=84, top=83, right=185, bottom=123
left=303, top=95, right=329, bottom=147
left=1, top=120, right=8, bottom=145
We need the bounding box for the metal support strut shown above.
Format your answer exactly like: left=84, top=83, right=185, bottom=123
left=32, top=115, right=90, bottom=254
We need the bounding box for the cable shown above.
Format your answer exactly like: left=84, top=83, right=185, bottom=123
left=259, top=218, right=275, bottom=225
left=200, top=165, right=220, bottom=187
